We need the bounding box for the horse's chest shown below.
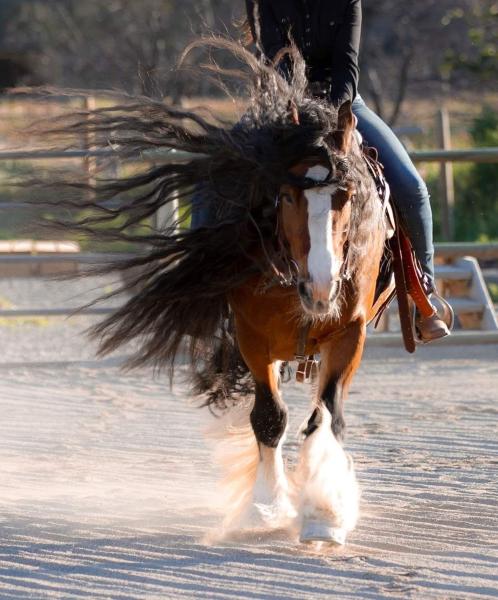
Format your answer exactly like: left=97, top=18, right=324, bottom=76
left=229, top=281, right=301, bottom=352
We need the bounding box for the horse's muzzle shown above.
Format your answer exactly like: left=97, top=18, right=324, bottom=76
left=298, top=278, right=340, bottom=315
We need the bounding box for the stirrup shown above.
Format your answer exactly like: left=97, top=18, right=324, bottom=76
left=411, top=293, right=454, bottom=344
left=431, top=291, right=455, bottom=331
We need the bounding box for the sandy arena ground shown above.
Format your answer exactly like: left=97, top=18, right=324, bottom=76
left=1, top=278, right=498, bottom=599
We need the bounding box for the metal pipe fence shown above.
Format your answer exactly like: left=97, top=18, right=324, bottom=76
left=1, top=245, right=497, bottom=318
left=0, top=148, right=192, bottom=161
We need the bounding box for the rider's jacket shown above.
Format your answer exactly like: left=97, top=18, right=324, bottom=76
left=245, top=0, right=361, bottom=108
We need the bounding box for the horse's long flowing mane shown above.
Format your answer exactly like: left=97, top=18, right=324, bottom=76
left=17, top=38, right=380, bottom=407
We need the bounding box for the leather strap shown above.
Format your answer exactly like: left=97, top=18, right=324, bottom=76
left=399, top=233, right=436, bottom=319
left=296, top=357, right=319, bottom=384
left=389, top=218, right=416, bottom=354
left=295, top=322, right=312, bottom=361
left=373, top=288, right=396, bottom=329
left=295, top=322, right=317, bottom=384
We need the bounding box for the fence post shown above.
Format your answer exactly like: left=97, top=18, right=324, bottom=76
left=437, top=107, right=455, bottom=241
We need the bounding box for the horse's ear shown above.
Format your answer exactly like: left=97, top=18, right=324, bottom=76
left=333, top=100, right=355, bottom=153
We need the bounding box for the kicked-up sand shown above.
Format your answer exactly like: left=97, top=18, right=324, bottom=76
left=0, top=277, right=497, bottom=599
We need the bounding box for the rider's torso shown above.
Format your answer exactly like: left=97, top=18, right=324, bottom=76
left=265, top=0, right=350, bottom=79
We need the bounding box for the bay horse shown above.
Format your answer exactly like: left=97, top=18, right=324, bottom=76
left=227, top=103, right=390, bottom=544
left=20, top=40, right=392, bottom=545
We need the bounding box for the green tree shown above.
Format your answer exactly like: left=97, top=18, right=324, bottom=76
left=455, top=107, right=498, bottom=241
left=4, top=0, right=240, bottom=99
left=443, top=1, right=498, bottom=85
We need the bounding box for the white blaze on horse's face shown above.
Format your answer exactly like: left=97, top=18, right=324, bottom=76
left=303, top=165, right=340, bottom=313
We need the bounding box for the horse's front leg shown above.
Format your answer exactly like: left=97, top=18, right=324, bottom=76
left=236, top=322, right=297, bottom=528
left=297, top=319, right=365, bottom=545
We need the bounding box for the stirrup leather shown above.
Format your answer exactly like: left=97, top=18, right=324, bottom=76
left=389, top=207, right=453, bottom=353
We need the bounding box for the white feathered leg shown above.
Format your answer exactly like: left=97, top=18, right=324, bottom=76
left=297, top=408, right=359, bottom=544
left=208, top=401, right=296, bottom=531
left=250, top=435, right=297, bottom=528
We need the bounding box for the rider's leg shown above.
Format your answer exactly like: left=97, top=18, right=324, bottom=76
left=191, top=118, right=250, bottom=229
left=190, top=185, right=216, bottom=229
left=352, top=95, right=435, bottom=288
left=352, top=95, right=449, bottom=341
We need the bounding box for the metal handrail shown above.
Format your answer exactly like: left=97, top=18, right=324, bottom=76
left=0, top=147, right=497, bottom=163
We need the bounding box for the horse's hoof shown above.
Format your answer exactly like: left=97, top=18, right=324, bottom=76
left=254, top=500, right=297, bottom=528
left=299, top=519, right=347, bottom=545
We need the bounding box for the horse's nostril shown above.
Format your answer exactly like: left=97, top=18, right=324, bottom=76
left=298, top=281, right=308, bottom=297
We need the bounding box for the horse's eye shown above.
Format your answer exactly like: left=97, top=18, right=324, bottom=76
left=280, top=193, right=294, bottom=205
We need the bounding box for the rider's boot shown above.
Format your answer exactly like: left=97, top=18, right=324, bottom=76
left=415, top=309, right=451, bottom=342
left=415, top=282, right=452, bottom=342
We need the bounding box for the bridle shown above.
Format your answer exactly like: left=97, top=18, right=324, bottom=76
left=258, top=101, right=355, bottom=292
left=264, top=181, right=354, bottom=293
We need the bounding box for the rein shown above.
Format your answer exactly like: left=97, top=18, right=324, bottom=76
left=256, top=100, right=302, bottom=291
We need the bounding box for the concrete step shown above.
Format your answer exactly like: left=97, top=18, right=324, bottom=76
left=376, top=255, right=498, bottom=334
